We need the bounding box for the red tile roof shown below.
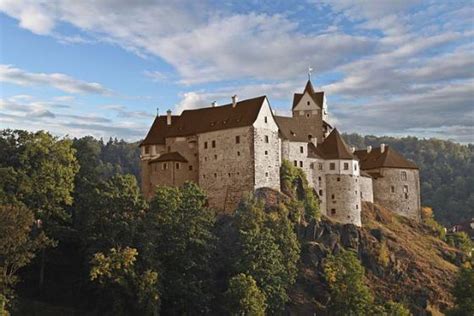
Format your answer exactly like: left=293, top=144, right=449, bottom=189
left=141, top=96, right=267, bottom=145
left=308, top=128, right=355, bottom=160
left=354, top=146, right=418, bottom=170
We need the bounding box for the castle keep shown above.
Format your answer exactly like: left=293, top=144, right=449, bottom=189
left=140, top=81, right=421, bottom=226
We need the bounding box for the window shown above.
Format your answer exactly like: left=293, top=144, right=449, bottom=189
left=310, top=163, right=314, bottom=169
left=337, top=177, right=340, bottom=181
left=318, top=176, right=321, bottom=181
left=401, top=171, right=407, bottom=180
left=163, top=163, right=168, bottom=170
left=204, top=141, right=208, bottom=149
left=264, top=116, right=268, bottom=123
left=331, top=194, right=335, bottom=199
left=237, top=172, right=240, bottom=176
left=306, top=113, right=310, bottom=118
left=236, top=136, right=240, bottom=144
left=176, top=163, right=180, bottom=169
left=356, top=204, right=359, bottom=209
left=405, top=193, right=409, bottom=199
left=354, top=163, right=358, bottom=171
left=308, top=134, right=313, bottom=141
left=360, top=192, right=363, bottom=198
left=319, top=190, right=323, bottom=196
left=189, top=165, right=193, bottom=171
left=318, top=163, right=323, bottom=171
left=204, top=157, right=208, bottom=161
left=265, top=135, right=269, bottom=143
left=265, top=150, right=268, bottom=155
left=344, top=162, right=349, bottom=170
left=228, top=173, right=231, bottom=177
left=214, top=173, right=217, bottom=178
left=203, top=174, right=206, bottom=179
left=214, top=154, right=217, bottom=160
left=265, top=172, right=269, bottom=177
left=167, top=146, right=171, bottom=152
left=299, top=161, right=303, bottom=168
left=331, top=209, right=336, bottom=215
left=300, top=146, right=304, bottom=153
left=391, top=186, right=395, bottom=193
left=307, top=101, right=310, bottom=106
left=144, top=146, right=150, bottom=154
left=330, top=162, right=335, bottom=170
left=294, top=160, right=297, bottom=167
left=355, top=191, right=357, bottom=195
left=237, top=151, right=241, bottom=156
left=212, top=140, right=216, bottom=148
left=403, top=185, right=408, bottom=193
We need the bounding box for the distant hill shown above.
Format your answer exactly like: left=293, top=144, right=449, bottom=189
left=343, top=134, right=474, bottom=226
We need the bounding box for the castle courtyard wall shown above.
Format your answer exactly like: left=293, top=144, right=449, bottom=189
left=359, top=176, right=374, bottom=202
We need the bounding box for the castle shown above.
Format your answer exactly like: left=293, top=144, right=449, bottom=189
left=139, top=80, right=421, bottom=226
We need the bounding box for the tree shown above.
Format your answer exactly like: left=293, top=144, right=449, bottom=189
left=234, top=195, right=300, bottom=314
left=0, top=130, right=79, bottom=229
left=447, top=267, right=474, bottom=316
left=446, top=232, right=472, bottom=256
left=90, top=247, right=159, bottom=316
left=0, top=204, right=53, bottom=310
left=225, top=273, right=266, bottom=316
left=143, top=182, right=216, bottom=314
left=81, top=174, right=147, bottom=256
left=323, top=249, right=375, bottom=315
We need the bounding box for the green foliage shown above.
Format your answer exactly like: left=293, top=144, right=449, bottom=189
left=323, top=249, right=375, bottom=315
left=447, top=267, right=474, bottom=316
left=234, top=195, right=300, bottom=314
left=377, top=241, right=390, bottom=268
left=90, top=247, right=159, bottom=316
left=343, top=133, right=474, bottom=225
left=446, top=232, right=472, bottom=256
left=0, top=204, right=53, bottom=311
left=225, top=273, right=266, bottom=316
left=144, top=182, right=216, bottom=314
left=421, top=207, right=446, bottom=240
left=382, top=301, right=411, bottom=316
left=0, top=130, right=79, bottom=229
left=81, top=174, right=146, bottom=255
left=280, top=159, right=320, bottom=222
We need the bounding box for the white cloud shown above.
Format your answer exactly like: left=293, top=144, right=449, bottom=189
left=0, top=64, right=111, bottom=94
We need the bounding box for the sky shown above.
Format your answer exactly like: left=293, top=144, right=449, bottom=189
left=0, top=0, right=473, bottom=143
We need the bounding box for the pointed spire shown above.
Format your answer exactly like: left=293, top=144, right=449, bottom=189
left=304, top=79, right=315, bottom=95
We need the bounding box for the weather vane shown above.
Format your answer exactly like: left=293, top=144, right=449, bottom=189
left=308, top=66, right=313, bottom=80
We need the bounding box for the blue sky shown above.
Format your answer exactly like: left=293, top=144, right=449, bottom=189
left=0, top=0, right=473, bottom=142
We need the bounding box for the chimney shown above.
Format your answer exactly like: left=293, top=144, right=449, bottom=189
left=380, top=143, right=386, bottom=153
left=367, top=145, right=372, bottom=153
left=232, top=95, right=238, bottom=108
left=211, top=101, right=217, bottom=107
left=351, top=146, right=355, bottom=153
left=166, top=109, right=172, bottom=125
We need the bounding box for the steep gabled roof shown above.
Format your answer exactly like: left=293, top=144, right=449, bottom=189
left=140, top=115, right=179, bottom=146
left=354, top=146, right=418, bottom=170
left=308, top=128, right=355, bottom=160
left=166, top=96, right=266, bottom=137
left=141, top=96, right=267, bottom=145
left=149, top=152, right=188, bottom=163
left=292, top=80, right=325, bottom=110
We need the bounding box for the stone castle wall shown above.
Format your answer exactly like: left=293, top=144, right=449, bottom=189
left=359, top=176, right=374, bottom=202
left=325, top=174, right=362, bottom=226
left=253, top=128, right=281, bottom=190
left=372, top=168, right=421, bottom=221
left=198, top=126, right=255, bottom=212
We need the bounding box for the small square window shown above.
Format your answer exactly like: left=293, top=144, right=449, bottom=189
left=214, top=154, right=218, bottom=160
left=318, top=177, right=321, bottom=181
left=237, top=151, right=241, bottom=156
left=204, top=141, right=208, bottom=149
left=310, top=163, right=314, bottom=169
left=189, top=165, right=193, bottom=171
left=391, top=186, right=395, bottom=193
left=176, top=163, right=180, bottom=169
left=319, top=190, right=323, bottom=196
left=236, top=136, right=240, bottom=144
left=306, top=113, right=310, bottom=118
left=300, top=146, right=304, bottom=153
left=299, top=161, right=303, bottom=168
left=144, top=146, right=150, bottom=154
left=204, top=157, right=208, bottom=161
left=331, top=209, right=336, bottom=215
left=163, top=163, right=168, bottom=170
left=344, top=163, right=349, bottom=170
left=307, top=101, right=310, bottom=106
left=294, top=160, right=297, bottom=166
left=318, top=163, right=323, bottom=170
left=401, top=171, right=407, bottom=180
left=337, top=177, right=340, bottom=181
left=354, top=163, right=358, bottom=171
left=265, top=172, right=268, bottom=177
left=228, top=173, right=231, bottom=177
left=214, top=173, right=217, bottom=178
left=265, top=135, right=269, bottom=143
left=212, top=140, right=216, bottom=148
left=331, top=194, right=335, bottom=199
left=330, top=163, right=335, bottom=170
left=167, top=146, right=171, bottom=152
left=356, top=204, right=359, bottom=209
left=264, top=116, right=268, bottom=123
left=265, top=150, right=268, bottom=155
left=203, top=174, right=206, bottom=178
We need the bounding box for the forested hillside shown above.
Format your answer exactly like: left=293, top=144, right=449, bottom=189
left=343, top=134, right=474, bottom=225
left=0, top=129, right=472, bottom=315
